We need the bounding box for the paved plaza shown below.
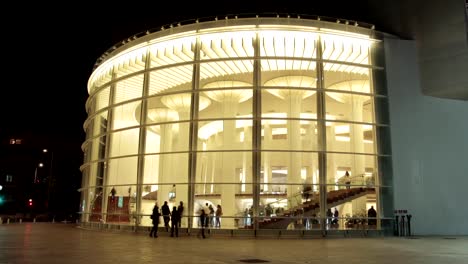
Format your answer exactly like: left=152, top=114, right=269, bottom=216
left=0, top=223, right=467, bottom=263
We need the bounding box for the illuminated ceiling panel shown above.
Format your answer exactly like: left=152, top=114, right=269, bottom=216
left=321, top=34, right=371, bottom=75
left=114, top=75, right=144, bottom=104
left=90, top=28, right=375, bottom=95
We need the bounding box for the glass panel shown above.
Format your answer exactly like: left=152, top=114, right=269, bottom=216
left=146, top=93, right=195, bottom=124
left=114, top=75, right=144, bottom=104
left=326, top=152, right=376, bottom=190
left=325, top=152, right=377, bottom=231
left=196, top=119, right=253, bottom=151
left=326, top=121, right=376, bottom=154
left=111, top=101, right=142, bottom=130
left=261, top=59, right=317, bottom=85
left=373, top=68, right=387, bottom=96
left=325, top=93, right=374, bottom=124
left=149, top=36, right=196, bottom=67
left=142, top=152, right=189, bottom=201
left=324, top=65, right=371, bottom=92
left=200, top=89, right=252, bottom=120
left=95, top=86, right=110, bottom=111
left=113, top=48, right=147, bottom=78
left=144, top=122, right=190, bottom=153
left=104, top=185, right=135, bottom=224
left=321, top=34, right=371, bottom=65
left=146, top=98, right=177, bottom=125
left=260, top=119, right=318, bottom=151
left=194, top=151, right=252, bottom=229
left=260, top=151, right=320, bottom=227
left=261, top=89, right=317, bottom=119
left=259, top=30, right=317, bottom=59
left=257, top=183, right=322, bottom=230
left=380, top=185, right=393, bottom=231
left=260, top=151, right=320, bottom=229
left=106, top=156, right=138, bottom=191
left=199, top=60, right=253, bottom=85
left=376, top=126, right=392, bottom=156
left=148, top=66, right=194, bottom=96
left=87, top=160, right=106, bottom=222
left=90, top=67, right=113, bottom=93
left=199, top=31, right=255, bottom=60
left=370, top=40, right=385, bottom=68
left=108, top=128, right=140, bottom=158
left=89, top=134, right=107, bottom=162
left=374, top=96, right=389, bottom=125
left=91, top=112, right=108, bottom=138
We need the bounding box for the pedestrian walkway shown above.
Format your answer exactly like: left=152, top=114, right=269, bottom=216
left=1, top=223, right=467, bottom=263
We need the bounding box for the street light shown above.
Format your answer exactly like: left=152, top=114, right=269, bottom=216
left=42, top=149, right=54, bottom=211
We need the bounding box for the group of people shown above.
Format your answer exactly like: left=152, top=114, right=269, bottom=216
left=149, top=200, right=224, bottom=239
left=199, top=203, right=223, bottom=228
left=198, top=203, right=223, bottom=238
left=326, top=206, right=377, bottom=228
left=149, top=200, right=184, bottom=238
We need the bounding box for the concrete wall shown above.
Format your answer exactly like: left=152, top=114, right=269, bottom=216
left=365, top=0, right=468, bottom=100
left=411, top=0, right=468, bottom=100
left=384, top=37, right=468, bottom=235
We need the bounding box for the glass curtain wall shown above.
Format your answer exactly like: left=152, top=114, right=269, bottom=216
left=80, top=21, right=387, bottom=232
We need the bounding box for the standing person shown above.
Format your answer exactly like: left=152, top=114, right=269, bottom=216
left=208, top=204, right=215, bottom=227
left=177, top=201, right=184, bottom=228
left=149, top=202, right=160, bottom=238
left=203, top=203, right=210, bottom=228
left=368, top=206, right=377, bottom=226
left=170, top=206, right=180, bottom=237
left=333, top=208, right=339, bottom=226
left=199, top=205, right=207, bottom=238
left=161, top=201, right=171, bottom=232
left=326, top=208, right=333, bottom=228
left=344, top=171, right=351, bottom=190
left=215, top=204, right=223, bottom=228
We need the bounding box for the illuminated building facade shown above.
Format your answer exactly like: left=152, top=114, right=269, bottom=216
left=79, top=16, right=394, bottom=235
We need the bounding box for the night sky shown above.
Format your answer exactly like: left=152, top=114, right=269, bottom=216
left=1, top=1, right=376, bottom=214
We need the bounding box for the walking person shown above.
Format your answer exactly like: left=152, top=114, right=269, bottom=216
left=170, top=206, right=180, bottom=237
left=177, top=201, right=184, bottom=228
left=149, top=202, right=160, bottom=238
left=161, top=201, right=171, bottom=232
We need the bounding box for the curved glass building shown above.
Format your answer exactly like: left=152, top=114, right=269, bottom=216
left=80, top=15, right=393, bottom=235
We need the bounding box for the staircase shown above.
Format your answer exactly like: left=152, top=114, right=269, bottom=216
left=258, top=187, right=375, bottom=229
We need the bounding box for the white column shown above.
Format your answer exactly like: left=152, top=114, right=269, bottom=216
left=287, top=94, right=303, bottom=208
left=263, top=122, right=272, bottom=192
left=147, top=108, right=178, bottom=206
left=220, top=99, right=238, bottom=228
left=326, top=125, right=337, bottom=191
left=350, top=96, right=365, bottom=177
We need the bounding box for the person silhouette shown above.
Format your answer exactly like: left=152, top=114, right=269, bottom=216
left=368, top=206, right=377, bottom=226
left=170, top=206, right=180, bottom=237
left=333, top=208, right=339, bottom=226
left=344, top=171, right=351, bottom=190
left=149, top=202, right=160, bottom=238
left=215, top=204, right=223, bottom=228
left=177, top=201, right=184, bottom=228
left=161, top=201, right=171, bottom=232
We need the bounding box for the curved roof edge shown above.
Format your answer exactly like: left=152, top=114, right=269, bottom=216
left=93, top=13, right=378, bottom=70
